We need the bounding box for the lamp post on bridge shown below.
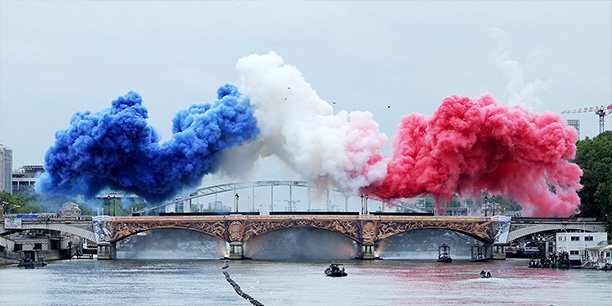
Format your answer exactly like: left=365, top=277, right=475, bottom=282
left=360, top=195, right=364, bottom=214
left=360, top=194, right=369, bottom=214
left=106, top=194, right=117, bottom=216
left=105, top=195, right=110, bottom=216
left=234, top=193, right=239, bottom=213
left=345, top=196, right=348, bottom=212
left=286, top=200, right=300, bottom=211
left=270, top=186, right=274, bottom=213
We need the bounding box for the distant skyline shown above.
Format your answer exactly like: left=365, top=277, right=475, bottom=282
left=1, top=1, right=610, bottom=187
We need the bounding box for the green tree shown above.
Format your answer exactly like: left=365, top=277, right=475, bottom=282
left=78, top=204, right=96, bottom=216
left=574, top=131, right=612, bottom=236
left=0, top=191, right=42, bottom=214
left=129, top=202, right=146, bottom=213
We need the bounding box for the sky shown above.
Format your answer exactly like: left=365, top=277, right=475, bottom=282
left=0, top=0, right=610, bottom=202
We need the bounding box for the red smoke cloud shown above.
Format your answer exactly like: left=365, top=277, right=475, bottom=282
left=372, top=94, right=582, bottom=217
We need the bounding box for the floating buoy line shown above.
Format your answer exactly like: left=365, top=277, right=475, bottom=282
left=223, top=271, right=264, bottom=306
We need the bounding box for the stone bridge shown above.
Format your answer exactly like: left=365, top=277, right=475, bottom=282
left=507, top=217, right=607, bottom=241
left=4, top=215, right=605, bottom=260
left=92, top=215, right=511, bottom=260
left=0, top=219, right=96, bottom=242
left=0, top=218, right=96, bottom=255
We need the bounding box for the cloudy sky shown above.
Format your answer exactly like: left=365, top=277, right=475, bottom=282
left=1, top=0, right=610, bottom=188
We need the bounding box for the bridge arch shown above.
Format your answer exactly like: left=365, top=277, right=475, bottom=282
left=507, top=223, right=606, bottom=242
left=112, top=226, right=227, bottom=244
left=6, top=224, right=97, bottom=242
left=110, top=219, right=227, bottom=243
left=0, top=236, right=13, bottom=249
left=374, top=218, right=496, bottom=244
left=243, top=226, right=359, bottom=259
left=242, top=218, right=362, bottom=243
left=376, top=226, right=491, bottom=244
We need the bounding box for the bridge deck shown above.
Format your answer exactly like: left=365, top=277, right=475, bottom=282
left=111, top=215, right=493, bottom=222
left=94, top=214, right=504, bottom=246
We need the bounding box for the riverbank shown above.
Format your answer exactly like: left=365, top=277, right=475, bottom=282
left=0, top=257, right=19, bottom=265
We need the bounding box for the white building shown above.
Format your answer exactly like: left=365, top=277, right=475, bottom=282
left=555, top=232, right=608, bottom=261
left=165, top=203, right=176, bottom=213
left=585, top=244, right=612, bottom=270
left=0, top=144, right=13, bottom=193
left=567, top=119, right=580, bottom=139
left=12, top=165, right=44, bottom=193
left=208, top=200, right=224, bottom=211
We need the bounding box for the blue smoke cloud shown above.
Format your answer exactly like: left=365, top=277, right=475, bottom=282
left=36, top=84, right=259, bottom=203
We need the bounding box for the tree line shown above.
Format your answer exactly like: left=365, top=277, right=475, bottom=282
left=575, top=131, right=612, bottom=236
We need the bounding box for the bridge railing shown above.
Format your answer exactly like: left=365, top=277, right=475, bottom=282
left=512, top=217, right=607, bottom=223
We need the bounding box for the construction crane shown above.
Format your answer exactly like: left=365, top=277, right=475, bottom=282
left=561, top=104, right=612, bottom=134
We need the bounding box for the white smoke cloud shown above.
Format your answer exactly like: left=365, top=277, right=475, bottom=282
left=490, top=27, right=551, bottom=110
left=221, top=52, right=388, bottom=194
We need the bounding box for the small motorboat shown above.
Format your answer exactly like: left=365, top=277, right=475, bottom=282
left=479, top=270, right=492, bottom=278
left=16, top=250, right=47, bottom=268
left=324, top=263, right=347, bottom=277
left=437, top=243, right=452, bottom=263
left=528, top=259, right=541, bottom=268
left=17, top=258, right=47, bottom=268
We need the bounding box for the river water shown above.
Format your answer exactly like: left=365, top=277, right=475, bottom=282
left=1, top=258, right=611, bottom=306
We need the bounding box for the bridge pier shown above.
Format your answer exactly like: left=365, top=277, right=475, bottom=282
left=358, top=243, right=379, bottom=260
left=97, top=243, right=116, bottom=260
left=492, top=244, right=506, bottom=260
left=226, top=242, right=244, bottom=260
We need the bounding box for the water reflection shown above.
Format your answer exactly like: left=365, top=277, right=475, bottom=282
left=116, top=228, right=226, bottom=259
left=244, top=227, right=358, bottom=260
left=378, top=229, right=477, bottom=259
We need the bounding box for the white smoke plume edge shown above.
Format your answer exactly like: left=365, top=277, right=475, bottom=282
left=218, top=52, right=388, bottom=195
left=490, top=26, right=551, bottom=110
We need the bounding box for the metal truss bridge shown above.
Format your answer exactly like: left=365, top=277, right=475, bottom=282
left=136, top=180, right=428, bottom=215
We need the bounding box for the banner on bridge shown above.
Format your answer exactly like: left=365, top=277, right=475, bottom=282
left=3, top=217, right=22, bottom=229
left=492, top=216, right=511, bottom=244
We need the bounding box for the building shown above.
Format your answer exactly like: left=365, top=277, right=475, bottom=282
left=94, top=192, right=145, bottom=215
left=555, top=232, right=608, bottom=261
left=0, top=144, right=13, bottom=193
left=169, top=197, right=191, bottom=213
left=584, top=244, right=612, bottom=270
left=567, top=119, right=580, bottom=139
left=208, top=200, right=230, bottom=211
left=12, top=165, right=44, bottom=193
left=165, top=203, right=176, bottom=213
left=10, top=234, right=76, bottom=260
left=60, top=202, right=82, bottom=217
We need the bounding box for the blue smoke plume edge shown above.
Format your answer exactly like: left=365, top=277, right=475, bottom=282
left=36, top=84, right=260, bottom=204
